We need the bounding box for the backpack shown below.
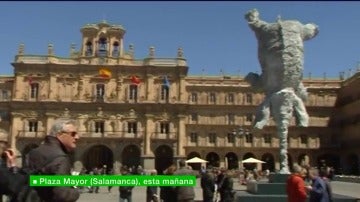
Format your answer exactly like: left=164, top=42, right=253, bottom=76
left=1, top=154, right=66, bottom=202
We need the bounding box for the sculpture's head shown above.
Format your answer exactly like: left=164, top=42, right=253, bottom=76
left=245, top=9, right=259, bottom=22
left=303, top=23, right=319, bottom=40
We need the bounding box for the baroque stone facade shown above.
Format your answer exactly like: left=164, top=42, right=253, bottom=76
left=0, top=21, right=357, bottom=174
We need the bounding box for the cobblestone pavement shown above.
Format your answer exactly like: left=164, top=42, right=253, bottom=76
left=76, top=179, right=360, bottom=202
left=77, top=178, right=243, bottom=202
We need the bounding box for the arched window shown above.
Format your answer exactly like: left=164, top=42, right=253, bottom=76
left=129, top=85, right=138, bottom=101
left=95, top=121, right=104, bottom=133
left=127, top=121, right=137, bottom=134
left=28, top=120, right=38, bottom=132
left=190, top=93, right=197, bottom=103
left=30, top=83, right=39, bottom=99
left=86, top=41, right=93, bottom=56
left=190, top=132, right=198, bottom=143
left=98, top=38, right=107, bottom=56
left=96, top=84, right=105, bottom=101
left=112, top=41, right=119, bottom=57
left=245, top=133, right=253, bottom=143
left=208, top=133, right=216, bottom=143
left=159, top=122, right=170, bottom=134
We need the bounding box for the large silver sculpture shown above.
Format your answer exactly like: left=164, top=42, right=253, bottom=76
left=244, top=9, right=319, bottom=174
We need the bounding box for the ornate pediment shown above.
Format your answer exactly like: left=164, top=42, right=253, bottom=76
left=123, top=109, right=137, bottom=121
left=156, top=111, right=170, bottom=121
left=60, top=108, right=71, bottom=118
left=45, top=112, right=59, bottom=118
left=27, top=111, right=38, bottom=118
left=11, top=112, right=26, bottom=118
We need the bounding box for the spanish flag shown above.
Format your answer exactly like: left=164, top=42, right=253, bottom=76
left=131, top=75, right=141, bottom=85
left=99, top=68, right=112, bottom=78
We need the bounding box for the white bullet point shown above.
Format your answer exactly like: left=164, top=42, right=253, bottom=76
left=33, top=180, right=37, bottom=184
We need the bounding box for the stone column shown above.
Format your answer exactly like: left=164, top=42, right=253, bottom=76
left=48, top=73, right=57, bottom=100
left=9, top=113, right=24, bottom=150
left=14, top=73, right=24, bottom=100
left=142, top=114, right=155, bottom=170
left=146, top=74, right=154, bottom=101
left=77, top=77, right=84, bottom=100
left=144, top=114, right=153, bottom=155
left=116, top=76, right=123, bottom=101
left=178, top=76, right=185, bottom=103
left=77, top=115, right=87, bottom=133
left=177, top=115, right=186, bottom=157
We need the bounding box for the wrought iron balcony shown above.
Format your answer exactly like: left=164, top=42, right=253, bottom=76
left=17, top=130, right=46, bottom=138
left=151, top=132, right=177, bottom=140
left=78, top=130, right=144, bottom=139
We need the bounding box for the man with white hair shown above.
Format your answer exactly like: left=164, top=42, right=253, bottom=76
left=27, top=119, right=80, bottom=202
left=286, top=164, right=307, bottom=202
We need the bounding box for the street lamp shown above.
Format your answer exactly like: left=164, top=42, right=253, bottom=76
left=232, top=126, right=250, bottom=137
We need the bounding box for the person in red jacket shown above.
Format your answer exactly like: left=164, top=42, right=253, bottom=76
left=286, top=164, right=307, bottom=202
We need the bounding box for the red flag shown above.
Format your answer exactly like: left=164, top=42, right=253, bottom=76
left=131, top=75, right=140, bottom=85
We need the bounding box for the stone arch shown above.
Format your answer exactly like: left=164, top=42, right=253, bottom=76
left=317, top=153, right=340, bottom=174
left=261, top=153, right=275, bottom=172
left=225, top=152, right=238, bottom=170
left=187, top=151, right=201, bottom=159
left=83, top=144, right=113, bottom=171
left=206, top=152, right=220, bottom=168
left=242, top=152, right=256, bottom=170
left=187, top=152, right=201, bottom=170
left=122, top=144, right=141, bottom=169
left=346, top=153, right=359, bottom=175
left=298, top=153, right=310, bottom=167
left=155, top=145, right=174, bottom=174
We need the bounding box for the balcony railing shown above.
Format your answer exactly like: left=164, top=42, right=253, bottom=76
left=17, top=130, right=180, bottom=140
left=151, top=132, right=177, bottom=140
left=17, top=130, right=46, bottom=138
left=78, top=130, right=144, bottom=139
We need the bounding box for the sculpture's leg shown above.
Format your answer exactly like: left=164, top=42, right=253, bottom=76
left=254, top=98, right=271, bottom=129
left=278, top=122, right=290, bottom=174
left=271, top=89, right=294, bottom=174
left=293, top=94, right=309, bottom=127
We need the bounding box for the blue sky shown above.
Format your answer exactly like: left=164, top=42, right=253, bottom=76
left=1, top=1, right=360, bottom=79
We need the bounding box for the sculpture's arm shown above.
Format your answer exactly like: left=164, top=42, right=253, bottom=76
left=245, top=9, right=268, bottom=31
left=302, top=23, right=319, bottom=41
left=245, top=72, right=263, bottom=91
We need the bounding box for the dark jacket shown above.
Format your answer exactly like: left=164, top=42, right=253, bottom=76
left=200, top=171, right=215, bottom=202
left=174, top=167, right=195, bottom=201
left=146, top=186, right=158, bottom=202
left=27, top=136, right=80, bottom=202
left=118, top=173, right=134, bottom=198
left=0, top=160, right=25, bottom=202
left=218, top=174, right=234, bottom=202
left=160, top=186, right=177, bottom=202
left=119, top=185, right=134, bottom=198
